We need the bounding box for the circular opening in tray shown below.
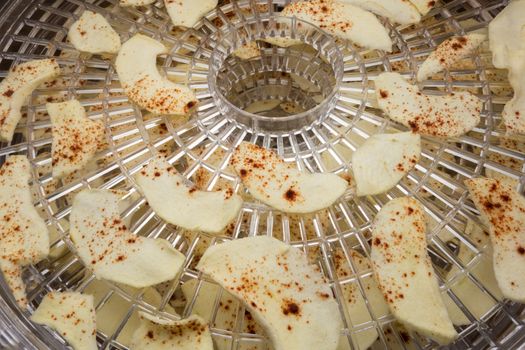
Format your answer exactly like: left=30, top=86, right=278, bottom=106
left=207, top=16, right=343, bottom=132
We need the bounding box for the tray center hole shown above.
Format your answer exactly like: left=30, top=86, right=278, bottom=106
left=217, top=45, right=336, bottom=117
left=208, top=17, right=343, bottom=132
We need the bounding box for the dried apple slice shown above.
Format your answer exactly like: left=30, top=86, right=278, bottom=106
left=0, top=59, right=60, bottom=142
left=244, top=99, right=281, bottom=114
left=230, top=142, right=347, bottom=213
left=31, top=292, right=97, bottom=350
left=262, top=37, right=303, bottom=48
left=135, top=156, right=242, bottom=234
left=352, top=132, right=421, bottom=196
left=417, top=33, right=486, bottom=81
left=70, top=189, right=185, bottom=288
left=375, top=72, right=482, bottom=137
left=465, top=177, right=525, bottom=302
left=281, top=0, right=392, bottom=51
left=164, top=0, right=217, bottom=28
left=233, top=41, right=261, bottom=60
left=0, top=156, right=49, bottom=308
left=340, top=0, right=420, bottom=24
left=115, top=34, right=197, bottom=115
left=371, top=197, right=457, bottom=344
left=489, top=0, right=525, bottom=134
left=68, top=11, right=121, bottom=54
left=197, top=236, right=342, bottom=350
left=181, top=279, right=266, bottom=337
left=47, top=100, right=105, bottom=178
left=131, top=313, right=213, bottom=349
left=488, top=0, right=525, bottom=69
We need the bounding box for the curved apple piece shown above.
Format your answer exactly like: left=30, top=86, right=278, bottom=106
left=0, top=59, right=60, bottom=142
left=371, top=197, right=457, bottom=344
left=164, top=0, right=217, bottom=28
left=339, top=0, right=420, bottom=24
left=281, top=0, right=392, bottom=52
left=233, top=41, right=261, bottom=60
left=489, top=0, right=525, bottom=134
left=230, top=142, right=347, bottom=213
left=31, top=292, right=97, bottom=350
left=465, top=177, right=525, bottom=302
left=417, top=33, right=486, bottom=81
left=0, top=156, right=49, bottom=308
left=68, top=11, right=121, bottom=54
left=352, top=132, right=421, bottom=196
left=70, top=189, right=185, bottom=288
left=48, top=100, right=105, bottom=178
left=197, top=236, right=342, bottom=350
left=181, top=279, right=265, bottom=340
left=131, top=313, right=213, bottom=350
left=375, top=72, right=482, bottom=137
left=488, top=0, right=525, bottom=69
left=115, top=34, right=197, bottom=115
left=501, top=58, right=525, bottom=134
left=135, top=156, right=243, bottom=234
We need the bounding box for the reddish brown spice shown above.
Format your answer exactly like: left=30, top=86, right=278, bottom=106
left=284, top=188, right=298, bottom=202
left=282, top=300, right=300, bottom=316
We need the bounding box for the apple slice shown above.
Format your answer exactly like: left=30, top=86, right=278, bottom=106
left=465, top=177, right=525, bottom=302
left=70, top=189, right=185, bottom=288
left=135, top=156, right=242, bottom=234
left=339, top=0, right=420, bottom=24
left=181, top=279, right=265, bottom=335
left=488, top=0, right=525, bottom=134
left=370, top=197, right=457, bottom=344
left=48, top=100, right=105, bottom=178
left=0, top=59, right=60, bottom=142
left=164, top=0, right=217, bottom=28
left=375, top=72, right=482, bottom=137
left=281, top=0, right=392, bottom=52
left=115, top=34, right=197, bottom=115
left=233, top=41, right=261, bottom=60
left=417, top=33, right=486, bottom=81
left=68, top=11, right=121, bottom=54
left=131, top=313, right=213, bottom=349
left=230, top=142, right=347, bottom=213
left=352, top=132, right=421, bottom=196
left=0, top=156, right=49, bottom=308
left=197, top=236, right=342, bottom=350
left=31, top=292, right=97, bottom=350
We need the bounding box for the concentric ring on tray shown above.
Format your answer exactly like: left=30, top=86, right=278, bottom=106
left=207, top=16, right=344, bottom=132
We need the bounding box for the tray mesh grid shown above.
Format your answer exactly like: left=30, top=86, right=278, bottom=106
left=0, top=0, right=524, bottom=349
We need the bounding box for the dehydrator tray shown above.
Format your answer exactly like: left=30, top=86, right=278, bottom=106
left=0, top=0, right=524, bottom=349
